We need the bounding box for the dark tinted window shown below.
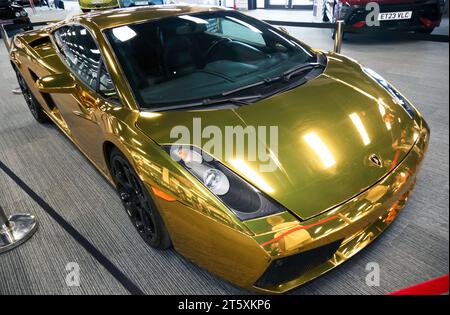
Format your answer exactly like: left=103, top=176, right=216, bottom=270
left=99, top=61, right=118, bottom=99
left=105, top=11, right=315, bottom=110
left=54, top=25, right=101, bottom=90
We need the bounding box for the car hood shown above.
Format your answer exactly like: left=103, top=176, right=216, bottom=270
left=136, top=54, right=421, bottom=220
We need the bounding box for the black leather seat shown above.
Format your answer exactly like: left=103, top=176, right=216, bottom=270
left=163, top=35, right=197, bottom=77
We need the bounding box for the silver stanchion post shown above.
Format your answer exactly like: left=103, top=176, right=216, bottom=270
left=333, top=20, right=344, bottom=54
left=1, top=23, right=10, bottom=52
left=1, top=24, right=38, bottom=253
left=0, top=204, right=38, bottom=254
left=1, top=24, right=22, bottom=95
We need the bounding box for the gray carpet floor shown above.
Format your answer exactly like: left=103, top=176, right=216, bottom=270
left=0, top=18, right=448, bottom=295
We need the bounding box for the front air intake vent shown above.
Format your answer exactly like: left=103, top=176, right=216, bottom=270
left=41, top=93, right=56, bottom=111
left=28, top=69, right=39, bottom=83
left=255, top=240, right=343, bottom=288
left=28, top=36, right=52, bottom=49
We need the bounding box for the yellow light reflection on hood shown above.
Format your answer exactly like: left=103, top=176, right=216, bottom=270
left=378, top=100, right=392, bottom=131
left=303, top=132, right=336, bottom=169
left=349, top=113, right=371, bottom=146
left=140, top=112, right=162, bottom=119
left=230, top=159, right=274, bottom=193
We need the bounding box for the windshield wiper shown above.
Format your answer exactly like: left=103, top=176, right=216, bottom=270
left=221, top=62, right=325, bottom=97
left=149, top=95, right=262, bottom=112
left=279, top=62, right=324, bottom=81
left=200, top=95, right=260, bottom=106
left=221, top=80, right=272, bottom=96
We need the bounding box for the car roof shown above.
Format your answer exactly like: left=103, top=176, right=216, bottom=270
left=78, top=5, right=226, bottom=30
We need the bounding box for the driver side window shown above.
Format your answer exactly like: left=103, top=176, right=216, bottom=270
left=54, top=25, right=119, bottom=102
left=54, top=25, right=101, bottom=91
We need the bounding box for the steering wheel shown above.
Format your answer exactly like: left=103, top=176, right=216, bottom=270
left=204, top=38, right=232, bottom=64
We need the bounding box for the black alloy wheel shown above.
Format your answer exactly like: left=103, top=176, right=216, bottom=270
left=15, top=71, right=49, bottom=123
left=110, top=148, right=171, bottom=249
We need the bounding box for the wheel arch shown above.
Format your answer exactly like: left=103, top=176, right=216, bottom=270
left=103, top=140, right=121, bottom=177
left=102, top=139, right=140, bottom=182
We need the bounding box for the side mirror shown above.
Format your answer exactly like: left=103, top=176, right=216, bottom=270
left=36, top=73, right=76, bottom=94
left=278, top=27, right=289, bottom=35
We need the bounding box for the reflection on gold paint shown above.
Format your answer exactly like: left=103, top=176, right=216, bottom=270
left=131, top=138, right=142, bottom=146
left=275, top=229, right=311, bottom=252
left=303, top=132, right=336, bottom=169
left=265, top=216, right=311, bottom=253
left=108, top=14, right=131, bottom=18
left=135, top=147, right=146, bottom=155
left=349, top=113, right=371, bottom=146
left=378, top=100, right=392, bottom=130
left=230, top=159, right=274, bottom=193
left=140, top=112, right=162, bottom=119
left=365, top=185, right=389, bottom=203
left=413, top=131, right=420, bottom=142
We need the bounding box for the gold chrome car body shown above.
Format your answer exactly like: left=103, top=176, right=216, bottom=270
left=9, top=5, right=429, bottom=293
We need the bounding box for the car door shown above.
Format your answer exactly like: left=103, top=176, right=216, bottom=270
left=52, top=24, right=117, bottom=167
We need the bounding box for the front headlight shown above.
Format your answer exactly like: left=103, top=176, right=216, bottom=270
left=362, top=67, right=416, bottom=118
left=15, top=12, right=21, bottom=18
left=163, top=145, right=285, bottom=221
left=21, top=10, right=28, bottom=17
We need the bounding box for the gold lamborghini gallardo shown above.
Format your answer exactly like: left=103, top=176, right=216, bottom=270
left=9, top=5, right=429, bottom=293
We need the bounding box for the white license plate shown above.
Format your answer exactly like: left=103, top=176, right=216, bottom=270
left=378, top=11, right=413, bottom=21
left=135, top=1, right=148, bottom=5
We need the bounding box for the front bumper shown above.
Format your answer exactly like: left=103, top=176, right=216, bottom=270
left=145, top=116, right=429, bottom=294
left=247, top=119, right=429, bottom=293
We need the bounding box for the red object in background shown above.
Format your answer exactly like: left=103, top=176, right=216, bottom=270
left=389, top=274, right=449, bottom=295
left=352, top=21, right=366, bottom=28
left=419, top=16, right=439, bottom=28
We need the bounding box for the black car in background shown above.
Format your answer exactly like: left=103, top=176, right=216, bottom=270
left=324, top=0, right=445, bottom=34
left=0, top=0, right=32, bottom=32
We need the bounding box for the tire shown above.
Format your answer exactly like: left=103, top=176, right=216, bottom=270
left=81, top=9, right=90, bottom=13
left=109, top=148, right=172, bottom=249
left=332, top=29, right=346, bottom=41
left=15, top=70, right=49, bottom=123
left=416, top=27, right=434, bottom=34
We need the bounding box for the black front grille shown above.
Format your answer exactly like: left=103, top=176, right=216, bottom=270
left=0, top=7, right=15, bottom=20
left=255, top=240, right=343, bottom=288
left=0, top=0, right=11, bottom=8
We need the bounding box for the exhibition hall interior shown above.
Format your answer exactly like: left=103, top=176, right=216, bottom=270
left=0, top=0, right=448, bottom=296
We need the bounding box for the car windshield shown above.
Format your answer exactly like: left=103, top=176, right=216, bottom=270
left=105, top=10, right=316, bottom=110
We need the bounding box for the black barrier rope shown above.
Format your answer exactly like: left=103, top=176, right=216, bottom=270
left=0, top=160, right=145, bottom=295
